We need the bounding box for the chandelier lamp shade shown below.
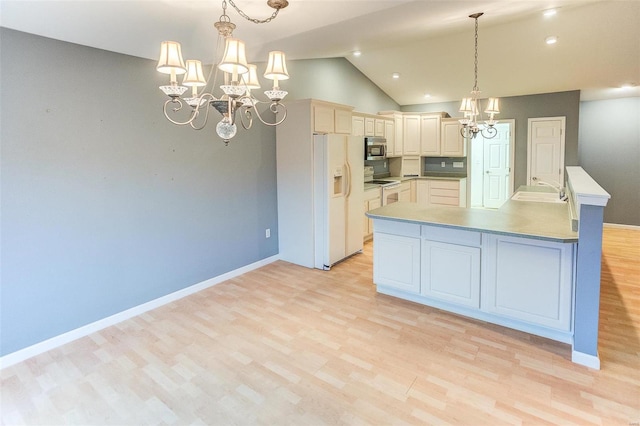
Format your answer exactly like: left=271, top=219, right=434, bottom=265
left=458, top=12, right=500, bottom=140
left=156, top=0, right=290, bottom=144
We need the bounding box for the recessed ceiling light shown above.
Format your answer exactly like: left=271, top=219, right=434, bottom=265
left=392, top=72, right=400, bottom=79
left=545, top=36, right=558, bottom=45
left=424, top=93, right=432, bottom=99
left=543, top=8, right=557, bottom=17
left=353, top=50, right=362, bottom=57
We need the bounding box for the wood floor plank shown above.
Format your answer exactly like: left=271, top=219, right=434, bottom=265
left=1, top=226, right=639, bottom=425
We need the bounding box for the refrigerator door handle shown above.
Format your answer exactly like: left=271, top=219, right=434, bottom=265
left=344, top=160, right=352, bottom=197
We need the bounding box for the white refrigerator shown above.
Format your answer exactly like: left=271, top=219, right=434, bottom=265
left=313, top=134, right=364, bottom=270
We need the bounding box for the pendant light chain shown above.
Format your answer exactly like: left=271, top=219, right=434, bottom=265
left=473, top=15, right=479, bottom=92
left=226, top=0, right=281, bottom=24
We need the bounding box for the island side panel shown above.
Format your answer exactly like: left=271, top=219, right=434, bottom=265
left=572, top=204, right=606, bottom=369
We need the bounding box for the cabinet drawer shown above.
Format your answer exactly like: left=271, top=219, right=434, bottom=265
left=429, top=195, right=459, bottom=206
left=422, top=225, right=481, bottom=246
left=375, top=219, right=421, bottom=237
left=429, top=180, right=460, bottom=190
left=430, top=188, right=459, bottom=198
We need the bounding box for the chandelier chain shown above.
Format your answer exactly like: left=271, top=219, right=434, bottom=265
left=226, top=0, right=281, bottom=24
left=473, top=16, right=479, bottom=92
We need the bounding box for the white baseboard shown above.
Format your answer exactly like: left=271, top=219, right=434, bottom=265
left=604, top=222, right=640, bottom=230
left=571, top=350, right=601, bottom=370
left=0, top=254, right=280, bottom=370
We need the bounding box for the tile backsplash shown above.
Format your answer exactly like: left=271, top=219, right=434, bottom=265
left=423, top=157, right=467, bottom=174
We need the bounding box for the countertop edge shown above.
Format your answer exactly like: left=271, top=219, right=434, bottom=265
left=366, top=212, right=578, bottom=243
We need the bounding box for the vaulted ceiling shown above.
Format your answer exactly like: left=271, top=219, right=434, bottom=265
left=1, top=0, right=639, bottom=105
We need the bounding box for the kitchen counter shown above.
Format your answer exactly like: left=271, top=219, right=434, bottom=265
left=364, top=175, right=465, bottom=190
left=367, top=168, right=610, bottom=369
left=367, top=186, right=576, bottom=242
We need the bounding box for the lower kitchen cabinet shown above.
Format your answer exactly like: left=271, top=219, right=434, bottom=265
left=370, top=219, right=575, bottom=337
left=399, top=181, right=411, bottom=202
left=421, top=239, right=480, bottom=308
left=482, top=234, right=574, bottom=331
left=373, top=221, right=421, bottom=294
left=416, top=178, right=467, bottom=208
left=364, top=188, right=382, bottom=240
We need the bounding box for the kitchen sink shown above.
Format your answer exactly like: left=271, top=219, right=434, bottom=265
left=511, top=191, right=567, bottom=203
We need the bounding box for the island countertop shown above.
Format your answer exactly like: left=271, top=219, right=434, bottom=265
left=366, top=190, right=578, bottom=243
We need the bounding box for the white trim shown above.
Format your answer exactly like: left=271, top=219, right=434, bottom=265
left=0, top=254, right=280, bottom=370
left=571, top=350, right=601, bottom=370
left=604, top=222, right=640, bottom=230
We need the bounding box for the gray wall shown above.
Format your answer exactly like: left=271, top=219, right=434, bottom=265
left=0, top=29, right=281, bottom=356
left=0, top=30, right=397, bottom=356
left=402, top=91, right=581, bottom=189
left=282, top=57, right=399, bottom=113
left=579, top=97, right=640, bottom=226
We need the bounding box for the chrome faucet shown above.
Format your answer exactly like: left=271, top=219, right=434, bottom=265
left=536, top=180, right=567, bottom=200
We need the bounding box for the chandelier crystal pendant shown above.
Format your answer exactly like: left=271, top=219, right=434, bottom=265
left=459, top=12, right=500, bottom=139
left=156, top=0, right=290, bottom=145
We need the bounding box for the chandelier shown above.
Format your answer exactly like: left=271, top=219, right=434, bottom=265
left=156, top=0, right=290, bottom=145
left=459, top=12, right=500, bottom=139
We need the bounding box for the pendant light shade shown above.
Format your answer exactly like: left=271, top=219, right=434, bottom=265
left=484, top=98, right=500, bottom=114
left=157, top=41, right=186, bottom=74
left=182, top=60, right=207, bottom=87
left=264, top=51, right=289, bottom=81
left=218, top=38, right=249, bottom=76
left=243, top=64, right=261, bottom=90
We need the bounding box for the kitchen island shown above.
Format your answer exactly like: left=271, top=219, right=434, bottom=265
left=366, top=166, right=609, bottom=368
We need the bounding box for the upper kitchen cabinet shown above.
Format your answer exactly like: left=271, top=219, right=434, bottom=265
left=352, top=115, right=365, bottom=137
left=420, top=114, right=443, bottom=156
left=364, top=117, right=375, bottom=136
left=314, top=101, right=353, bottom=134
left=375, top=119, right=386, bottom=137
left=384, top=119, right=395, bottom=156
left=402, top=114, right=421, bottom=156
left=441, top=118, right=466, bottom=156
left=379, top=111, right=403, bottom=157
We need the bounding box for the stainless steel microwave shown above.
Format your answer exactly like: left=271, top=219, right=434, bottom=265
left=364, top=137, right=387, bottom=160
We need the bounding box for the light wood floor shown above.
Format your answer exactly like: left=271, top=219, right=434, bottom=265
left=2, top=227, right=639, bottom=425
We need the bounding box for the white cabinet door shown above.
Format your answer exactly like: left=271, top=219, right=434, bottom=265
left=482, top=234, right=574, bottom=331
left=399, top=188, right=411, bottom=202
left=374, top=119, right=385, bottom=137
left=374, top=233, right=421, bottom=294
left=352, top=115, right=365, bottom=137
left=335, top=108, right=353, bottom=134
left=313, top=105, right=334, bottom=134
left=421, top=240, right=480, bottom=308
left=384, top=120, right=395, bottom=156
left=403, top=115, right=421, bottom=155
left=416, top=180, right=429, bottom=207
left=365, top=198, right=381, bottom=237
left=364, top=117, right=375, bottom=136
left=441, top=120, right=465, bottom=156
left=420, top=115, right=441, bottom=156
left=394, top=114, right=404, bottom=156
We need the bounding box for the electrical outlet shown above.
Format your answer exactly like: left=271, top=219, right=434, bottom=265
left=265, top=228, right=271, bottom=238
left=384, top=161, right=387, bottom=169
left=441, top=161, right=446, bottom=167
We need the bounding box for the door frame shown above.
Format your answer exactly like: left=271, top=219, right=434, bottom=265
left=527, top=116, right=566, bottom=186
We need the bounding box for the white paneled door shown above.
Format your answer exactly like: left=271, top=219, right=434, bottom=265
left=483, top=123, right=511, bottom=209
left=527, top=117, right=566, bottom=187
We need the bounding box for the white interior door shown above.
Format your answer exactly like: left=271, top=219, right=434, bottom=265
left=527, top=117, right=566, bottom=187
left=483, top=123, right=511, bottom=209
